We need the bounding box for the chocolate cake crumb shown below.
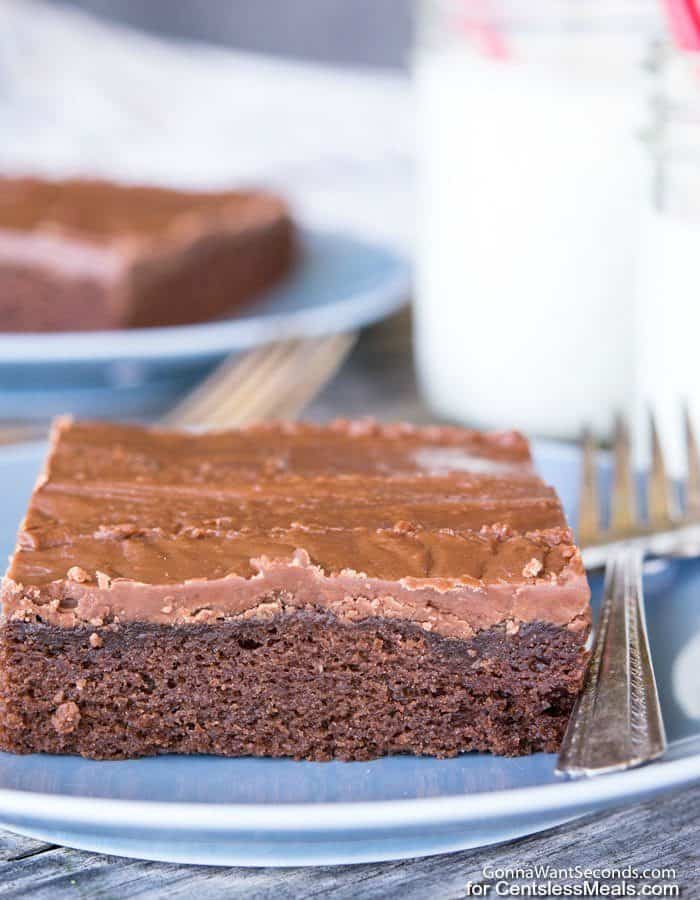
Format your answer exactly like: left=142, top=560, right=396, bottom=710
left=66, top=566, right=90, bottom=583
left=51, top=701, right=80, bottom=735
left=2, top=615, right=587, bottom=760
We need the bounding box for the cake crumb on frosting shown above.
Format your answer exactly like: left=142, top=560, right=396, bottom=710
left=66, top=566, right=90, bottom=583
left=522, top=558, right=543, bottom=578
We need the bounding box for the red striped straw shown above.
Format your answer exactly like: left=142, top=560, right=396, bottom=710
left=454, top=0, right=511, bottom=59
left=663, top=0, right=700, bottom=51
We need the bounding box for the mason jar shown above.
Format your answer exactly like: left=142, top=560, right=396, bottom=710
left=637, top=46, right=700, bottom=476
left=414, top=0, right=663, bottom=439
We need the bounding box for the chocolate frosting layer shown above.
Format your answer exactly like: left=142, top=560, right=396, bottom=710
left=0, top=177, right=288, bottom=244
left=2, top=419, right=591, bottom=639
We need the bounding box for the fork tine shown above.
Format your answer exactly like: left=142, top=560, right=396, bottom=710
left=205, top=340, right=308, bottom=428
left=647, top=409, right=677, bottom=528
left=684, top=403, right=700, bottom=521
left=577, top=427, right=602, bottom=546
left=242, top=333, right=354, bottom=423
left=162, top=351, right=254, bottom=427
left=271, top=332, right=357, bottom=419
left=609, top=413, right=637, bottom=536
left=203, top=333, right=356, bottom=428
left=162, top=341, right=296, bottom=428
left=196, top=341, right=300, bottom=425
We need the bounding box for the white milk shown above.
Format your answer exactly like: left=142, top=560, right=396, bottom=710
left=637, top=210, right=700, bottom=477
left=414, top=42, right=652, bottom=439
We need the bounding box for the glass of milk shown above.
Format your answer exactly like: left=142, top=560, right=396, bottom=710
left=414, top=0, right=662, bottom=439
left=637, top=48, right=700, bottom=476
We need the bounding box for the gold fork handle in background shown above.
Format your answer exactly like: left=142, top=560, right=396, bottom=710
left=0, top=332, right=358, bottom=442
left=556, top=546, right=666, bottom=777
left=161, top=332, right=358, bottom=429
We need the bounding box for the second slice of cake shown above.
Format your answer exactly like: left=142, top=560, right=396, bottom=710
left=0, top=419, right=590, bottom=760
left=0, top=177, right=296, bottom=331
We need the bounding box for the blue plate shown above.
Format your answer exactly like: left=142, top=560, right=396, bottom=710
left=0, top=440, right=697, bottom=866
left=0, top=230, right=410, bottom=419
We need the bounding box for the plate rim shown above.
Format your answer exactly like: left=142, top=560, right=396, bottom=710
left=0, top=229, right=410, bottom=365
left=0, top=748, right=697, bottom=832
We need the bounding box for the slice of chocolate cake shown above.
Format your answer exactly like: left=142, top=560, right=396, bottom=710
left=0, top=177, right=296, bottom=331
left=0, top=419, right=590, bottom=760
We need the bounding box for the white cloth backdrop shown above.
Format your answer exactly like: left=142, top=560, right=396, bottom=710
left=0, top=0, right=414, bottom=249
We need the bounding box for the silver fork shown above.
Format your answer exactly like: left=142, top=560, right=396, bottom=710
left=555, top=409, right=700, bottom=776
left=580, top=409, right=700, bottom=569
left=556, top=545, right=666, bottom=776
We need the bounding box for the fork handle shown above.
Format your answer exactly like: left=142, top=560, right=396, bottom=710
left=556, top=547, right=667, bottom=777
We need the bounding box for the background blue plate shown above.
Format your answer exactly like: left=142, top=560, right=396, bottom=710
left=0, top=440, right=697, bottom=866
left=0, top=230, right=410, bottom=420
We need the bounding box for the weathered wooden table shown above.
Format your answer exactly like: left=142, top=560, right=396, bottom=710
left=1, top=317, right=698, bottom=898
